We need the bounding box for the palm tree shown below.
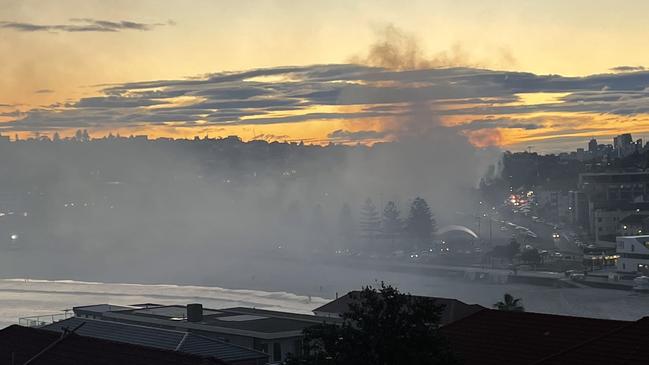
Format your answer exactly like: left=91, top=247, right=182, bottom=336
left=493, top=293, right=524, bottom=312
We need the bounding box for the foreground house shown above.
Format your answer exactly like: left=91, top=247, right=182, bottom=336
left=71, top=303, right=339, bottom=363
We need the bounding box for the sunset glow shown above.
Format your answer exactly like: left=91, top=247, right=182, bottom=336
left=3, top=0, right=649, bottom=151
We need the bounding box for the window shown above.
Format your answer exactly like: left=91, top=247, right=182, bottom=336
left=273, top=342, right=282, bottom=362
left=632, top=244, right=635, bottom=252
left=597, top=217, right=603, bottom=223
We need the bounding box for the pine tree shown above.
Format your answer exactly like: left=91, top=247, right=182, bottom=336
left=382, top=201, right=402, bottom=252
left=405, top=197, right=436, bottom=251
left=359, top=198, right=381, bottom=250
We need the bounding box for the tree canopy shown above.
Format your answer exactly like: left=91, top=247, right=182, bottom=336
left=359, top=198, right=381, bottom=243
left=493, top=293, right=524, bottom=312
left=405, top=197, right=436, bottom=249
left=285, top=283, right=458, bottom=365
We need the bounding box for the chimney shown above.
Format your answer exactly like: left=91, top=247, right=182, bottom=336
left=187, top=303, right=203, bottom=322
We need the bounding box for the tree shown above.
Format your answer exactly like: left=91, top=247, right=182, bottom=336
left=491, top=238, right=520, bottom=263
left=338, top=203, right=356, bottom=251
left=506, top=238, right=521, bottom=262
left=285, top=283, right=458, bottom=365
left=405, top=197, right=436, bottom=250
left=53, top=132, right=61, bottom=142
left=520, top=248, right=541, bottom=267
left=493, top=293, right=524, bottom=312
left=381, top=201, right=402, bottom=252
left=359, top=198, right=381, bottom=249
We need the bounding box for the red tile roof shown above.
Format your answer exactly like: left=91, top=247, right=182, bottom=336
left=532, top=317, right=649, bottom=365
left=441, top=309, right=629, bottom=365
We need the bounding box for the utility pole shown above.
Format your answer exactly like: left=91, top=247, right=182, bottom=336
left=489, top=215, right=493, bottom=246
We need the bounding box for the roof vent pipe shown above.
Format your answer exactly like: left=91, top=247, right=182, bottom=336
left=187, top=303, right=203, bottom=322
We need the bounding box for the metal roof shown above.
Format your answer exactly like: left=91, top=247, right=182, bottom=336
left=43, top=317, right=268, bottom=363
left=73, top=304, right=135, bottom=314
left=102, top=305, right=338, bottom=339
left=0, top=325, right=225, bottom=365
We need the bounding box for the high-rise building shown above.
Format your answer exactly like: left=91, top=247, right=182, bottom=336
left=588, top=138, right=598, bottom=153
left=614, top=133, right=633, bottom=149
left=614, top=133, right=634, bottom=157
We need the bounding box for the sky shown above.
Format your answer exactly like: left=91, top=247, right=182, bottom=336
left=3, top=0, right=649, bottom=152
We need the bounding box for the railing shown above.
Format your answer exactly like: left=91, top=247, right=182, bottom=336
left=18, top=311, right=74, bottom=327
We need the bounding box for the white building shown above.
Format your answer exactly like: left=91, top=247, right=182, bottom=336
left=616, top=235, right=649, bottom=273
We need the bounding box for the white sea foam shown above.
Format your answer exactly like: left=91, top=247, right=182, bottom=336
left=0, top=278, right=328, bottom=327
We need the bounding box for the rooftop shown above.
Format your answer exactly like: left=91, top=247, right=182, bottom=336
left=619, top=214, right=649, bottom=224
left=0, top=324, right=225, bottom=365
left=43, top=317, right=268, bottom=363
left=101, top=304, right=340, bottom=340
left=441, top=309, right=629, bottom=365
left=533, top=317, right=649, bottom=365
left=313, top=291, right=484, bottom=325
left=617, top=235, right=649, bottom=240
left=73, top=304, right=136, bottom=314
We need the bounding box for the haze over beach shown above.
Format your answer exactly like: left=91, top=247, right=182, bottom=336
left=3, top=2, right=649, bottom=364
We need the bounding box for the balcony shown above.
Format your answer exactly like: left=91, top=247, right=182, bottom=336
left=18, top=310, right=74, bottom=327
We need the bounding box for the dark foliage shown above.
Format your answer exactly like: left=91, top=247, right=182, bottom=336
left=285, top=283, right=458, bottom=365
left=405, top=197, right=436, bottom=249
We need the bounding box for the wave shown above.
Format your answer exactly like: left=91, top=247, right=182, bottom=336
left=0, top=277, right=329, bottom=327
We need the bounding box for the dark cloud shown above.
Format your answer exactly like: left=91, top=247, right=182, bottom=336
left=10, top=63, right=649, bottom=137
left=35, top=89, right=54, bottom=94
left=327, top=129, right=390, bottom=141
left=75, top=96, right=164, bottom=108
left=0, top=18, right=171, bottom=33
left=610, top=66, right=646, bottom=73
